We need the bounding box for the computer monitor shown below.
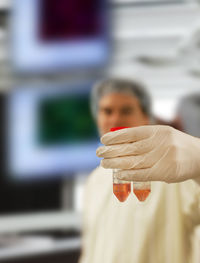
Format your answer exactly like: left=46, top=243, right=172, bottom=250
left=11, top=0, right=110, bottom=73
left=7, top=82, right=99, bottom=181
left=0, top=92, right=62, bottom=219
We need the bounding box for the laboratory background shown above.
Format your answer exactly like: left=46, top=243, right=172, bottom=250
left=0, top=0, right=200, bottom=262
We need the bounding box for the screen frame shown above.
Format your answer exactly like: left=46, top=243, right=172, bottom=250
left=11, top=0, right=110, bottom=73
left=7, top=83, right=99, bottom=181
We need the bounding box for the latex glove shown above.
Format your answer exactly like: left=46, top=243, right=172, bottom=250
left=96, top=125, right=200, bottom=184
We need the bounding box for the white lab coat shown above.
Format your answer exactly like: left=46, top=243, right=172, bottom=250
left=79, top=166, right=200, bottom=263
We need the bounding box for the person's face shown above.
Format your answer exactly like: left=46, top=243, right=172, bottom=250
left=97, top=92, right=150, bottom=135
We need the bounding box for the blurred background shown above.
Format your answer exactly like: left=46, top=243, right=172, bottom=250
left=0, top=0, right=200, bottom=262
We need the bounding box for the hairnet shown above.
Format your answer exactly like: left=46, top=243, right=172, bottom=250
left=90, top=78, right=152, bottom=120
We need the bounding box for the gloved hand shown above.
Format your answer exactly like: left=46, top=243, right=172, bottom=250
left=96, top=125, right=200, bottom=184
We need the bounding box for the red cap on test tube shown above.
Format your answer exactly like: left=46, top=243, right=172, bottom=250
left=110, top=127, right=129, bottom=132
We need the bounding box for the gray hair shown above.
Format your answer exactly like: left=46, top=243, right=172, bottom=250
left=90, top=78, right=152, bottom=119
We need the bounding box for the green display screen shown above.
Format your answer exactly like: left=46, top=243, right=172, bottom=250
left=38, top=94, right=97, bottom=145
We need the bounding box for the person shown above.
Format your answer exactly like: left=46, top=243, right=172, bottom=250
left=79, top=78, right=200, bottom=263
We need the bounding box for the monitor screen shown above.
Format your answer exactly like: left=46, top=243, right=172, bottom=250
left=11, top=0, right=110, bottom=72
left=7, top=83, right=99, bottom=181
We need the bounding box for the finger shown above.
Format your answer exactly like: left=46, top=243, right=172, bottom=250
left=101, top=151, right=156, bottom=170
left=115, top=146, right=175, bottom=183
left=114, top=168, right=154, bottom=182
left=96, top=137, right=155, bottom=158
left=101, top=125, right=156, bottom=145
left=115, top=166, right=171, bottom=183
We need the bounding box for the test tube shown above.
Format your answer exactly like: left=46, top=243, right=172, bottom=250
left=133, top=182, right=151, bottom=202
left=110, top=127, right=131, bottom=202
